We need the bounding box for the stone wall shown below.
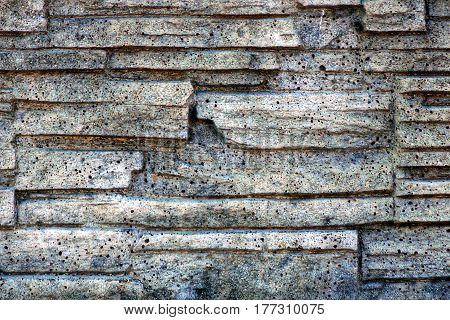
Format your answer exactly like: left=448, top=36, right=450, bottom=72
left=0, top=0, right=448, bottom=300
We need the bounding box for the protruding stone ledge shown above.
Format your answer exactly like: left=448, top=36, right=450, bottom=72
left=135, top=230, right=358, bottom=252
left=196, top=91, right=393, bottom=149
left=0, top=275, right=144, bottom=300
left=15, top=149, right=143, bottom=190
left=396, top=198, right=450, bottom=222
left=0, top=228, right=135, bottom=273
left=17, top=195, right=394, bottom=228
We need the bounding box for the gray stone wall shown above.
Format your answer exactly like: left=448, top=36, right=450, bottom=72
left=0, top=0, right=448, bottom=300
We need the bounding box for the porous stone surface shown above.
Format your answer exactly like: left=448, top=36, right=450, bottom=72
left=0, top=0, right=448, bottom=300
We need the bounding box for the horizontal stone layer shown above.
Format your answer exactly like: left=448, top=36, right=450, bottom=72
left=0, top=228, right=135, bottom=273
left=110, top=50, right=278, bottom=71
left=0, top=0, right=46, bottom=32
left=276, top=51, right=360, bottom=73
left=360, top=281, right=449, bottom=300
left=396, top=180, right=450, bottom=196
left=396, top=96, right=450, bottom=123
left=196, top=91, right=392, bottom=149
left=362, top=0, right=426, bottom=33
left=49, top=0, right=299, bottom=16
left=397, top=77, right=450, bottom=94
left=397, top=123, right=450, bottom=149
left=16, top=149, right=143, bottom=190
left=362, top=226, right=449, bottom=280
left=397, top=152, right=450, bottom=167
left=0, top=50, right=106, bottom=70
left=428, top=0, right=449, bottom=17
left=299, top=0, right=360, bottom=6
left=135, top=230, right=357, bottom=252
left=363, top=51, right=450, bottom=73
left=17, top=195, right=394, bottom=227
left=14, top=102, right=189, bottom=140
left=0, top=189, right=15, bottom=226
left=131, top=252, right=358, bottom=299
left=396, top=198, right=450, bottom=222
left=13, top=75, right=193, bottom=106
left=135, top=145, right=393, bottom=196
left=0, top=275, right=144, bottom=299
left=0, top=150, right=15, bottom=171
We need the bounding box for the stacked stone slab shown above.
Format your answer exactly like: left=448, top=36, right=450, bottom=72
left=0, top=0, right=448, bottom=300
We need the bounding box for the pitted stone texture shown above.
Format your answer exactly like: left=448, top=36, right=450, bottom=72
left=110, top=50, right=279, bottom=71
left=0, top=50, right=107, bottom=71
left=0, top=113, right=15, bottom=171
left=0, top=228, right=135, bottom=273
left=0, top=276, right=144, bottom=300
left=362, top=0, right=426, bottom=32
left=0, top=0, right=46, bottom=32
left=136, top=145, right=393, bottom=197
left=17, top=195, right=394, bottom=228
left=132, top=252, right=358, bottom=299
left=135, top=230, right=357, bottom=252
left=363, top=51, right=450, bottom=73
left=196, top=91, right=392, bottom=149
left=0, top=189, right=15, bottom=226
left=299, top=0, right=360, bottom=6
left=49, top=0, right=299, bottom=16
left=14, top=102, right=190, bottom=140
left=13, top=75, right=193, bottom=106
left=362, top=226, right=449, bottom=280
left=428, top=0, right=450, bottom=17
left=360, top=281, right=450, bottom=300
left=16, top=149, right=143, bottom=190
left=396, top=198, right=450, bottom=223
left=397, top=77, right=450, bottom=94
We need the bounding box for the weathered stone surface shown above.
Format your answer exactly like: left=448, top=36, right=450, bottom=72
left=361, top=21, right=450, bottom=50
left=0, top=228, right=135, bottom=273
left=396, top=180, right=450, bottom=196
left=17, top=195, right=394, bottom=227
left=196, top=91, right=392, bottom=149
left=135, top=230, right=357, bottom=252
left=48, top=17, right=301, bottom=48
left=0, top=114, right=15, bottom=171
left=16, top=149, right=143, bottom=190
left=0, top=189, right=15, bottom=226
left=396, top=198, right=450, bottom=222
left=428, top=0, right=449, bottom=17
left=135, top=145, right=393, bottom=196
left=13, top=75, right=193, bottom=106
left=362, top=227, right=449, bottom=280
left=0, top=275, right=144, bottom=300
left=360, top=281, right=450, bottom=299
left=0, top=50, right=107, bottom=71
left=362, top=0, right=426, bottom=32
left=270, top=73, right=393, bottom=91
left=396, top=96, right=450, bottom=122
left=397, top=123, right=450, bottom=149
left=363, top=51, right=450, bottom=73
left=397, top=151, right=450, bottom=167
left=49, top=0, right=298, bottom=16
left=0, top=0, right=47, bottom=32
left=397, top=77, right=450, bottom=94
left=299, top=0, right=360, bottom=6
left=14, top=102, right=189, bottom=140
left=110, top=50, right=279, bottom=71
left=132, top=252, right=358, bottom=299
left=277, top=51, right=361, bottom=73
left=0, top=150, right=15, bottom=171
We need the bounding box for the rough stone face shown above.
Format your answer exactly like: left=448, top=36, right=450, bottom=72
left=49, top=0, right=299, bottom=16
left=135, top=230, right=357, bottom=252
left=196, top=91, right=392, bottom=149
left=135, top=146, right=393, bottom=196
left=0, top=276, right=145, bottom=300
left=0, top=0, right=47, bottom=32
left=0, top=228, right=135, bottom=273
left=0, top=189, right=15, bottom=226
left=360, top=281, right=450, bottom=300
left=362, top=227, right=449, bottom=280
left=131, top=252, right=358, bottom=299
left=110, top=50, right=279, bottom=71
left=16, top=149, right=143, bottom=190
left=0, top=0, right=449, bottom=300
left=0, top=50, right=107, bottom=71
left=362, top=0, right=426, bottom=32
left=17, top=195, right=394, bottom=227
